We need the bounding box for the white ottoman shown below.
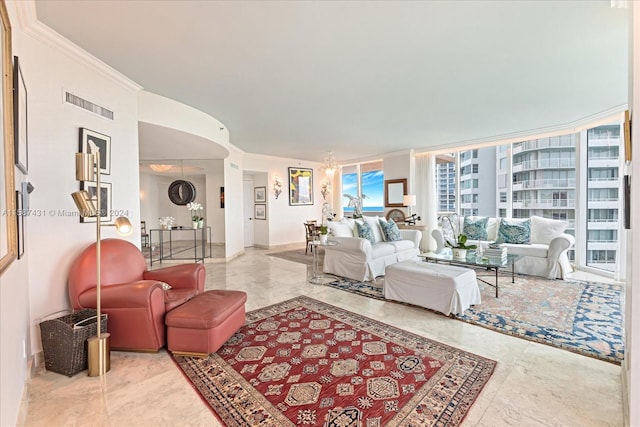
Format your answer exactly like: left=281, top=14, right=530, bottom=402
left=384, top=261, right=481, bottom=315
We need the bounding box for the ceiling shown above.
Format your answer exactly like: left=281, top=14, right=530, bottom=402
left=35, top=1, right=629, bottom=163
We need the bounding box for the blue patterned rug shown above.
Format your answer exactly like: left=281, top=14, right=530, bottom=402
left=325, top=275, right=624, bottom=364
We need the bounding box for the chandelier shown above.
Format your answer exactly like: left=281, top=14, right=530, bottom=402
left=322, top=151, right=337, bottom=179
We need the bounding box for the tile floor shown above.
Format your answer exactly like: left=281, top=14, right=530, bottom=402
left=21, top=246, right=624, bottom=426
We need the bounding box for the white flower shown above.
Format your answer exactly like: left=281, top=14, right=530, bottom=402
left=158, top=216, right=175, bottom=227
left=186, top=202, right=203, bottom=221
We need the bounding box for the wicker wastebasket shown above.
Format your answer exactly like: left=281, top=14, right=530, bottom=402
left=39, top=309, right=108, bottom=377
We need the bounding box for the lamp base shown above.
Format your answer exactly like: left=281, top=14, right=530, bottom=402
left=87, top=334, right=111, bottom=377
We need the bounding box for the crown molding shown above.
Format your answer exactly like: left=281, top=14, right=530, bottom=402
left=13, top=0, right=142, bottom=92
left=416, top=104, right=628, bottom=156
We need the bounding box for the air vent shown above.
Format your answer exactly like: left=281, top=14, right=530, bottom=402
left=64, top=91, right=114, bottom=120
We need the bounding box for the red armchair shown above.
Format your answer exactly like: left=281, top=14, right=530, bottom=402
left=68, top=238, right=205, bottom=351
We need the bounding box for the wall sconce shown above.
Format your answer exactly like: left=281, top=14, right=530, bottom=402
left=273, top=175, right=282, bottom=199
left=321, top=180, right=330, bottom=200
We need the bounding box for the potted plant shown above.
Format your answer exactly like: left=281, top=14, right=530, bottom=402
left=318, top=225, right=328, bottom=243
left=187, top=202, right=204, bottom=228
left=441, top=214, right=477, bottom=259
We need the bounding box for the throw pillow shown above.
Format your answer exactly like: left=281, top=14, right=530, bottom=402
left=530, top=215, right=569, bottom=244
left=463, top=217, right=489, bottom=240
left=356, top=221, right=376, bottom=245
left=379, top=218, right=402, bottom=241
left=363, top=216, right=384, bottom=243
left=328, top=221, right=353, bottom=238
left=496, top=218, right=531, bottom=244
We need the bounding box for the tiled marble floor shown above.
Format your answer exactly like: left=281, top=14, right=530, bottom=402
left=21, top=246, right=623, bottom=426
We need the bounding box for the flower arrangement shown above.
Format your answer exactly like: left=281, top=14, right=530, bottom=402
left=158, top=216, right=175, bottom=229
left=186, top=202, right=203, bottom=221
left=440, top=213, right=477, bottom=250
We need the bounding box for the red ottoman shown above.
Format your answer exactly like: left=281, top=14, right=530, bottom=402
left=165, top=290, right=247, bottom=357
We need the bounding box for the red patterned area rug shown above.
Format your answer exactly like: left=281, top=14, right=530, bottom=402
left=173, top=296, right=496, bottom=426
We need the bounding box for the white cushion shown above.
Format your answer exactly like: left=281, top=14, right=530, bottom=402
left=530, top=216, right=569, bottom=244
left=504, top=242, right=549, bottom=258
left=328, top=221, right=353, bottom=238
left=364, top=216, right=384, bottom=243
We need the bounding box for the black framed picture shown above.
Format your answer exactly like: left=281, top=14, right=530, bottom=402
left=80, top=181, right=112, bottom=224
left=13, top=56, right=27, bottom=174
left=80, top=128, right=111, bottom=175
left=15, top=190, right=24, bottom=259
left=254, top=186, right=266, bottom=203
left=255, top=204, right=266, bottom=220
left=288, top=167, right=313, bottom=206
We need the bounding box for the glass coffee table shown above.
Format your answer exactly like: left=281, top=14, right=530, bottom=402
left=419, top=251, right=522, bottom=297
left=309, top=240, right=338, bottom=284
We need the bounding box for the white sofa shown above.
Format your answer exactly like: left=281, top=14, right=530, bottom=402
left=323, top=216, right=422, bottom=282
left=432, top=215, right=575, bottom=279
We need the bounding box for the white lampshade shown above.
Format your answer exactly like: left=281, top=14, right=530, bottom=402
left=403, top=194, right=416, bottom=207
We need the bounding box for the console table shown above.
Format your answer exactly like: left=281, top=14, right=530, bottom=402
left=149, top=227, right=212, bottom=266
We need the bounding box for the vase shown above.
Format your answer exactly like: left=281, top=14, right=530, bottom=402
left=198, top=219, right=204, bottom=229
left=319, top=234, right=328, bottom=243
left=192, top=221, right=198, bottom=229
left=452, top=248, right=467, bottom=259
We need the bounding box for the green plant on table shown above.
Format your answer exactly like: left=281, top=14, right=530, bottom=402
left=319, top=225, right=328, bottom=235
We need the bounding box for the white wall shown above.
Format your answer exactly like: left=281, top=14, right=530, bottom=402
left=224, top=147, right=245, bottom=257
left=244, top=153, right=324, bottom=247
left=624, top=3, right=639, bottom=426
left=383, top=152, right=412, bottom=218
left=1, top=4, right=141, bottom=425
left=205, top=160, right=225, bottom=244
left=251, top=173, right=270, bottom=247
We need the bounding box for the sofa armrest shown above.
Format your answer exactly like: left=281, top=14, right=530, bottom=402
left=398, top=229, right=421, bottom=249
left=78, top=280, right=165, bottom=309
left=143, top=264, right=205, bottom=293
left=431, top=228, right=446, bottom=253
left=547, top=233, right=575, bottom=261
left=324, top=237, right=372, bottom=258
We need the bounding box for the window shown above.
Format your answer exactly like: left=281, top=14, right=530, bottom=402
left=429, top=122, right=622, bottom=276
left=341, top=161, right=384, bottom=213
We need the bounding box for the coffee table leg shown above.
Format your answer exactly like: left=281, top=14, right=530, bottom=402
left=495, top=267, right=499, bottom=298
left=512, top=263, right=515, bottom=283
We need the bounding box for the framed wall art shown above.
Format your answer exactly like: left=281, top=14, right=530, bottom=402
left=13, top=56, right=27, bottom=174
left=255, top=204, right=266, bottom=220
left=288, top=167, right=313, bottom=206
left=80, top=128, right=111, bottom=175
left=254, top=186, right=266, bottom=203
left=80, top=181, right=112, bottom=224
left=384, top=178, right=407, bottom=207
left=0, top=2, right=18, bottom=275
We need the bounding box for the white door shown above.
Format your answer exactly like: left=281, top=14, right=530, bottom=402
left=243, top=178, right=254, bottom=247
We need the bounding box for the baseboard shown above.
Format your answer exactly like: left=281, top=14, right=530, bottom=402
left=622, top=357, right=630, bottom=427
left=16, top=352, right=40, bottom=426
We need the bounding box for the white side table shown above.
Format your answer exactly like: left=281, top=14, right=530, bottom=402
left=309, top=240, right=338, bottom=284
